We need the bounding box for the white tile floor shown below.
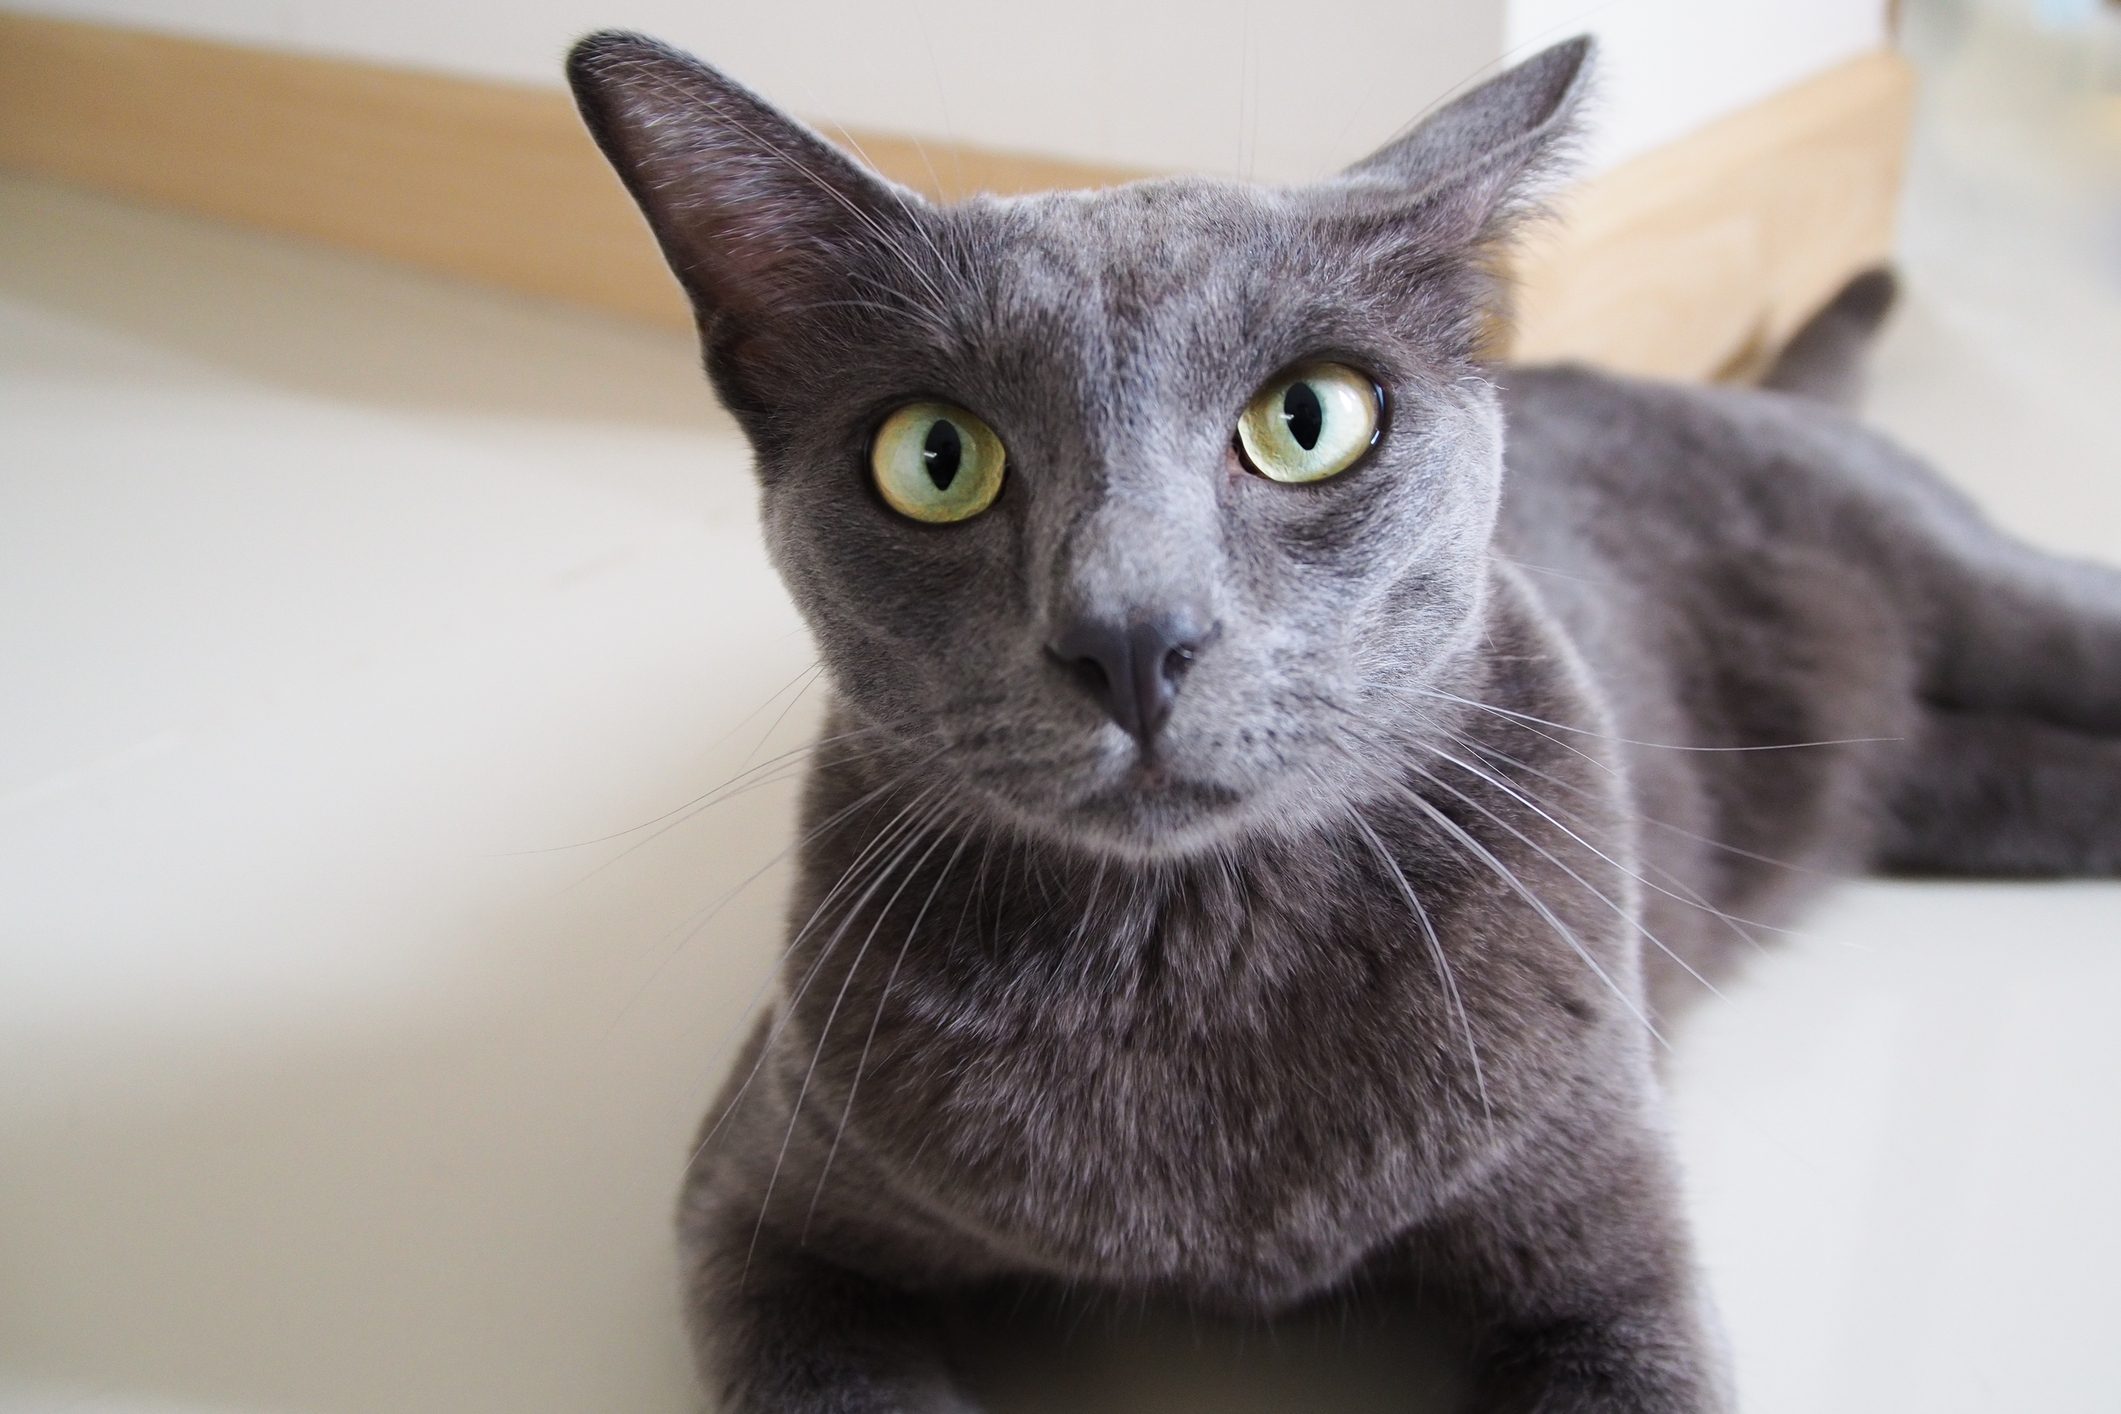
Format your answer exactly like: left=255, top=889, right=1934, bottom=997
left=2, top=4, right=2117, bottom=1411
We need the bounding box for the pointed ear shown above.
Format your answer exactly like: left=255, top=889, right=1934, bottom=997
left=1341, top=36, right=1595, bottom=248
left=565, top=31, right=925, bottom=331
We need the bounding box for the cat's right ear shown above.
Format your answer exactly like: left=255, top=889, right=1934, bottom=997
left=565, top=32, right=922, bottom=332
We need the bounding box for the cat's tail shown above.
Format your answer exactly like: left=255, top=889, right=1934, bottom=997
left=1760, top=267, right=1899, bottom=411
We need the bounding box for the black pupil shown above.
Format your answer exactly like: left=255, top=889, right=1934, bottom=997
left=922, top=419, right=963, bottom=491
left=1281, top=381, right=1324, bottom=451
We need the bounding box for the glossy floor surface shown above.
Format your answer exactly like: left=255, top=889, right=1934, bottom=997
left=3, top=3, right=2117, bottom=1410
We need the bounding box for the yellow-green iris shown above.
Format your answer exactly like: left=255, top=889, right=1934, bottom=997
left=1236, top=362, right=1380, bottom=483
left=871, top=401, right=1006, bottom=523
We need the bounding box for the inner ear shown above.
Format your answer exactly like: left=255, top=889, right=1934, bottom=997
left=566, top=31, right=932, bottom=330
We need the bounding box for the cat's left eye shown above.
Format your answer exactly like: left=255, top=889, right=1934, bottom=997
left=1235, top=362, right=1382, bottom=484
left=871, top=400, right=1007, bottom=524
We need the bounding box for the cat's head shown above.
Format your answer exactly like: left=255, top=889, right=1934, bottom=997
left=568, top=34, right=1592, bottom=860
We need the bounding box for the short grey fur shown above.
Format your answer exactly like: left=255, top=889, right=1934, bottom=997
left=566, top=31, right=2121, bottom=1413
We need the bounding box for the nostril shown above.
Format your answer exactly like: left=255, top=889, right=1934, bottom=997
left=1067, top=654, right=1110, bottom=696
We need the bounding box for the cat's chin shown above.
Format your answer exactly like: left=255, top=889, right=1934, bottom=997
left=979, top=763, right=1281, bottom=863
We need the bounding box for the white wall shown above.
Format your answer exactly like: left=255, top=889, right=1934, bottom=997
left=1508, top=0, right=1890, bottom=169
left=30, top=0, right=1885, bottom=179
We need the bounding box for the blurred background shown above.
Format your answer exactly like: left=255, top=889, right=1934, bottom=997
left=1, top=0, right=2117, bottom=1411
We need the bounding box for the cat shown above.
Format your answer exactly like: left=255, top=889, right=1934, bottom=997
left=566, top=31, right=2121, bottom=1413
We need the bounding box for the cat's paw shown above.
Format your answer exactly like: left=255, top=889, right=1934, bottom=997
left=719, top=1370, right=983, bottom=1414
left=1469, top=1328, right=1730, bottom=1414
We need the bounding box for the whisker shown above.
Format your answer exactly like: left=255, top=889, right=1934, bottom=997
left=558, top=727, right=938, bottom=893
left=1402, top=754, right=1729, bottom=1004
left=717, top=657, right=823, bottom=747
left=1490, top=552, right=1612, bottom=588
left=1344, top=804, right=1494, bottom=1123
left=1320, top=687, right=1754, bottom=998
left=737, top=662, right=825, bottom=768
left=1378, top=773, right=1669, bottom=1051
left=1376, top=681, right=1620, bottom=778
left=1308, top=684, right=1824, bottom=895
left=601, top=751, right=948, bottom=1039
left=806, top=828, right=972, bottom=1236
left=685, top=780, right=948, bottom=1173
left=1449, top=732, right=1797, bottom=949
left=1334, top=683, right=1838, bottom=879
left=1413, top=685, right=1900, bottom=754
left=748, top=799, right=956, bottom=1276
left=1466, top=740, right=1828, bottom=885
left=516, top=717, right=898, bottom=856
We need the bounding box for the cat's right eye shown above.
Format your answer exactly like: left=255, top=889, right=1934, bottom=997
left=870, top=401, right=1007, bottom=524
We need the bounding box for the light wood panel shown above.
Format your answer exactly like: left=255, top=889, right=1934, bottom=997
left=1509, top=50, right=1916, bottom=378
left=0, top=13, right=1913, bottom=376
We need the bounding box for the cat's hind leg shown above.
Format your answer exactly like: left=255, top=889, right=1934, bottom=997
left=1876, top=706, right=2121, bottom=877
left=1872, top=474, right=2121, bottom=876
left=1922, top=546, right=2121, bottom=737
left=1885, top=559, right=2121, bottom=876
left=1779, top=265, right=2121, bottom=738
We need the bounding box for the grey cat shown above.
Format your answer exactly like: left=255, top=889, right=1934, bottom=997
left=566, top=31, right=2121, bottom=1413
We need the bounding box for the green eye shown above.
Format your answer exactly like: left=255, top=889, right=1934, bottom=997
left=1235, top=362, right=1381, bottom=483
left=871, top=401, right=1006, bottom=523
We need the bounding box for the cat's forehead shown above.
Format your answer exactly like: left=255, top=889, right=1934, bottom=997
left=923, top=179, right=1347, bottom=401
left=959, top=179, right=1295, bottom=308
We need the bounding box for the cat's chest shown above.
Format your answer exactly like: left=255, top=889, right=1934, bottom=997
left=853, top=965, right=1500, bottom=1302
left=783, top=798, right=1597, bottom=1301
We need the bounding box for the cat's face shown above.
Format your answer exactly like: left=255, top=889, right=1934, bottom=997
left=569, top=34, right=1592, bottom=859
left=749, top=184, right=1507, bottom=858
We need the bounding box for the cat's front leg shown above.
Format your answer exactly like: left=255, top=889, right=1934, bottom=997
left=1405, top=1122, right=1731, bottom=1414
left=1462, top=1312, right=1728, bottom=1414
left=681, top=1207, right=979, bottom=1414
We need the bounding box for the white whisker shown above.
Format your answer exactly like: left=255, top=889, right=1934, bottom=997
left=686, top=780, right=947, bottom=1176
left=1345, top=805, right=1494, bottom=1123
left=806, top=829, right=972, bottom=1235
left=1386, top=778, right=1668, bottom=1051
left=1404, top=755, right=1729, bottom=1004
left=751, top=801, right=954, bottom=1269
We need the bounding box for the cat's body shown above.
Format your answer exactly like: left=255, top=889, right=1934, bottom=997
left=566, top=32, right=2121, bottom=1413
left=1500, top=363, right=2121, bottom=930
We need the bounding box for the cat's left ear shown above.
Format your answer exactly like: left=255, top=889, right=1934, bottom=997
left=1338, top=36, right=1595, bottom=251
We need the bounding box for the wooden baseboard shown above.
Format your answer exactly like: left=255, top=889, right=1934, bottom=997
left=1509, top=51, right=1916, bottom=379
left=0, top=14, right=1134, bottom=329
left=0, top=13, right=1912, bottom=378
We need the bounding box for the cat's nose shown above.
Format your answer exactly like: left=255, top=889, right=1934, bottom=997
left=1046, top=612, right=1214, bottom=746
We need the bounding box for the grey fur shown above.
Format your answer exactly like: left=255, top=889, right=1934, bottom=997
left=566, top=32, right=2121, bottom=1413
left=1757, top=268, right=1900, bottom=410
